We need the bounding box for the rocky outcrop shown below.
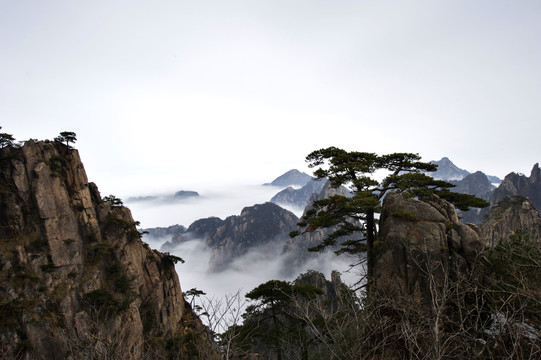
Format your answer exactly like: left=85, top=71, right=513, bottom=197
left=0, top=141, right=218, bottom=359
left=264, top=169, right=313, bottom=187
left=270, top=179, right=328, bottom=209
left=208, top=203, right=298, bottom=272
left=293, top=270, right=348, bottom=302
left=375, top=193, right=488, bottom=301
left=481, top=196, right=541, bottom=247
left=492, top=163, right=541, bottom=211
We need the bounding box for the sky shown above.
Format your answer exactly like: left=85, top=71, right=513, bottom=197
left=2, top=0, right=541, bottom=200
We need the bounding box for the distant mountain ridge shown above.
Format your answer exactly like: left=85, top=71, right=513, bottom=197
left=263, top=169, right=313, bottom=187
left=157, top=202, right=300, bottom=272
left=428, top=157, right=501, bottom=184
left=127, top=189, right=199, bottom=203
left=428, top=157, right=471, bottom=181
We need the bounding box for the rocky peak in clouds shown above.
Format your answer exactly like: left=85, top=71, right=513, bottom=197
left=492, top=163, right=541, bottom=211
left=451, top=171, right=495, bottom=200
left=271, top=178, right=328, bottom=209
left=208, top=202, right=299, bottom=272
left=427, top=157, right=502, bottom=184
left=303, top=180, right=352, bottom=213
left=264, top=169, right=313, bottom=187
left=142, top=224, right=186, bottom=239
left=427, top=157, right=471, bottom=181
left=157, top=202, right=300, bottom=272
left=159, top=217, right=224, bottom=252
left=450, top=171, right=494, bottom=225
left=284, top=180, right=361, bottom=269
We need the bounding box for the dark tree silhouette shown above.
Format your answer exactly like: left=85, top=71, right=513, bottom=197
left=290, top=147, right=489, bottom=291
left=0, top=127, right=15, bottom=149
left=55, top=131, right=77, bottom=149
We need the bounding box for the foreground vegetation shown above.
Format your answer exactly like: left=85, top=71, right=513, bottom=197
left=191, top=229, right=540, bottom=360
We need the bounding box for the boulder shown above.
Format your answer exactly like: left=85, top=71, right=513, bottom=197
left=375, top=193, right=488, bottom=302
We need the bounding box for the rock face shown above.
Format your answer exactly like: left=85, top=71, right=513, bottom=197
left=375, top=193, right=487, bottom=300
left=492, top=163, right=541, bottom=211
left=270, top=179, right=328, bottom=209
left=207, top=203, right=299, bottom=272
left=151, top=203, right=301, bottom=273
left=481, top=196, right=541, bottom=247
left=0, top=141, right=218, bottom=359
left=293, top=270, right=348, bottom=302
left=158, top=217, right=223, bottom=252
left=264, top=169, right=313, bottom=187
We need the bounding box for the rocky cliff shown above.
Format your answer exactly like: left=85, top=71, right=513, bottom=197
left=481, top=195, right=541, bottom=247
left=0, top=141, right=218, bottom=359
left=492, top=163, right=541, bottom=211
left=375, top=193, right=488, bottom=301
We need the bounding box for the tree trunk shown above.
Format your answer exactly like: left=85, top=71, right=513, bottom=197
left=366, top=208, right=375, bottom=293
left=270, top=301, right=282, bottom=360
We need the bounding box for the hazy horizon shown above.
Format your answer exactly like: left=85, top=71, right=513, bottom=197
left=3, top=1, right=540, bottom=198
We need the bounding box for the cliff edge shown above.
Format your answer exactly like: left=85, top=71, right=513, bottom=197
left=0, top=140, right=217, bottom=359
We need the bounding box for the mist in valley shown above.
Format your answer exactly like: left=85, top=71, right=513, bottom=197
left=126, top=181, right=303, bottom=228
left=133, top=175, right=362, bottom=310
left=144, top=233, right=361, bottom=303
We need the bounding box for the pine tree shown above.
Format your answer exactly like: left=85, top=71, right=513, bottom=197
left=290, top=147, right=489, bottom=291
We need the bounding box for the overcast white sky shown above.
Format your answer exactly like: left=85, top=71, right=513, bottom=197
left=2, top=0, right=540, bottom=198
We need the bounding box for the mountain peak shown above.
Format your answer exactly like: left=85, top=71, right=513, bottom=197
left=428, top=157, right=470, bottom=181
left=264, top=169, right=312, bottom=187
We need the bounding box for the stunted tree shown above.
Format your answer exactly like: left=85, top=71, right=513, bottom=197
left=55, top=131, right=77, bottom=149
left=103, top=195, right=123, bottom=207
left=0, top=127, right=15, bottom=149
left=290, top=147, right=489, bottom=291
